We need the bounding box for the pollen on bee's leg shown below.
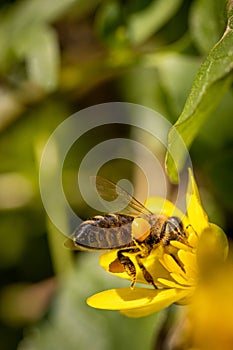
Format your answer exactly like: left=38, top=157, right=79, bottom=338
left=109, top=258, right=124, bottom=273
left=132, top=218, right=151, bottom=242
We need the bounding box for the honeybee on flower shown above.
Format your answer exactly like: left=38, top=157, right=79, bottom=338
left=67, top=169, right=228, bottom=318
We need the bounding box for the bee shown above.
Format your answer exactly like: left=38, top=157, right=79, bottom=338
left=66, top=177, right=187, bottom=289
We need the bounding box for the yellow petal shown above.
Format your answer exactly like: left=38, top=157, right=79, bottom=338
left=157, top=278, right=191, bottom=289
left=187, top=229, right=199, bottom=248
left=160, top=253, right=184, bottom=276
left=120, top=289, right=190, bottom=317
left=87, top=288, right=156, bottom=310
left=175, top=288, right=195, bottom=305
left=197, top=223, right=229, bottom=275
left=207, top=223, right=228, bottom=261
left=145, top=196, right=184, bottom=218
left=87, top=287, right=189, bottom=318
left=170, top=273, right=195, bottom=286
left=178, top=250, right=197, bottom=272
left=186, top=169, right=209, bottom=235
left=99, top=248, right=175, bottom=286
left=170, top=241, right=192, bottom=251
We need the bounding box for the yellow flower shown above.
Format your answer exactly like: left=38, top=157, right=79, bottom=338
left=187, top=259, right=233, bottom=350
left=87, top=169, right=228, bottom=317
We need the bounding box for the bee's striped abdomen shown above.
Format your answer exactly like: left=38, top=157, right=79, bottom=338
left=73, top=214, right=134, bottom=249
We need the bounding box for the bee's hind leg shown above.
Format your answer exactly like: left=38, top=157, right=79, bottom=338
left=117, top=249, right=139, bottom=289
left=136, top=254, right=158, bottom=289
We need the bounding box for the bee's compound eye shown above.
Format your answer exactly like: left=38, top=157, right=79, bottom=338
left=166, top=216, right=184, bottom=232
left=132, top=218, right=150, bottom=242
left=168, top=216, right=182, bottom=226
left=167, top=216, right=188, bottom=240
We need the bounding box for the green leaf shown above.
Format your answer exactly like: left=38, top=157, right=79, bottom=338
left=95, top=1, right=126, bottom=47
left=189, top=0, right=227, bottom=54
left=196, top=90, right=233, bottom=149
left=154, top=53, right=200, bottom=119
left=95, top=0, right=183, bottom=47
left=0, top=0, right=76, bottom=73
left=14, top=25, right=60, bottom=91
left=127, top=0, right=183, bottom=45
left=227, top=0, right=233, bottom=18
left=165, top=9, right=233, bottom=183
left=1, top=0, right=77, bottom=28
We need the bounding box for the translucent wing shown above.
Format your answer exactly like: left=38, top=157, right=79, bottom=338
left=92, top=176, right=153, bottom=218
left=65, top=177, right=153, bottom=251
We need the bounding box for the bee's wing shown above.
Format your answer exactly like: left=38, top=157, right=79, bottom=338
left=92, top=176, right=152, bottom=218
left=65, top=177, right=153, bottom=251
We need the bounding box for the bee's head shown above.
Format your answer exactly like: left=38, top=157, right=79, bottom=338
left=165, top=216, right=187, bottom=242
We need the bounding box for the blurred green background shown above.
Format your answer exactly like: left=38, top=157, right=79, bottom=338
left=0, top=0, right=232, bottom=349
